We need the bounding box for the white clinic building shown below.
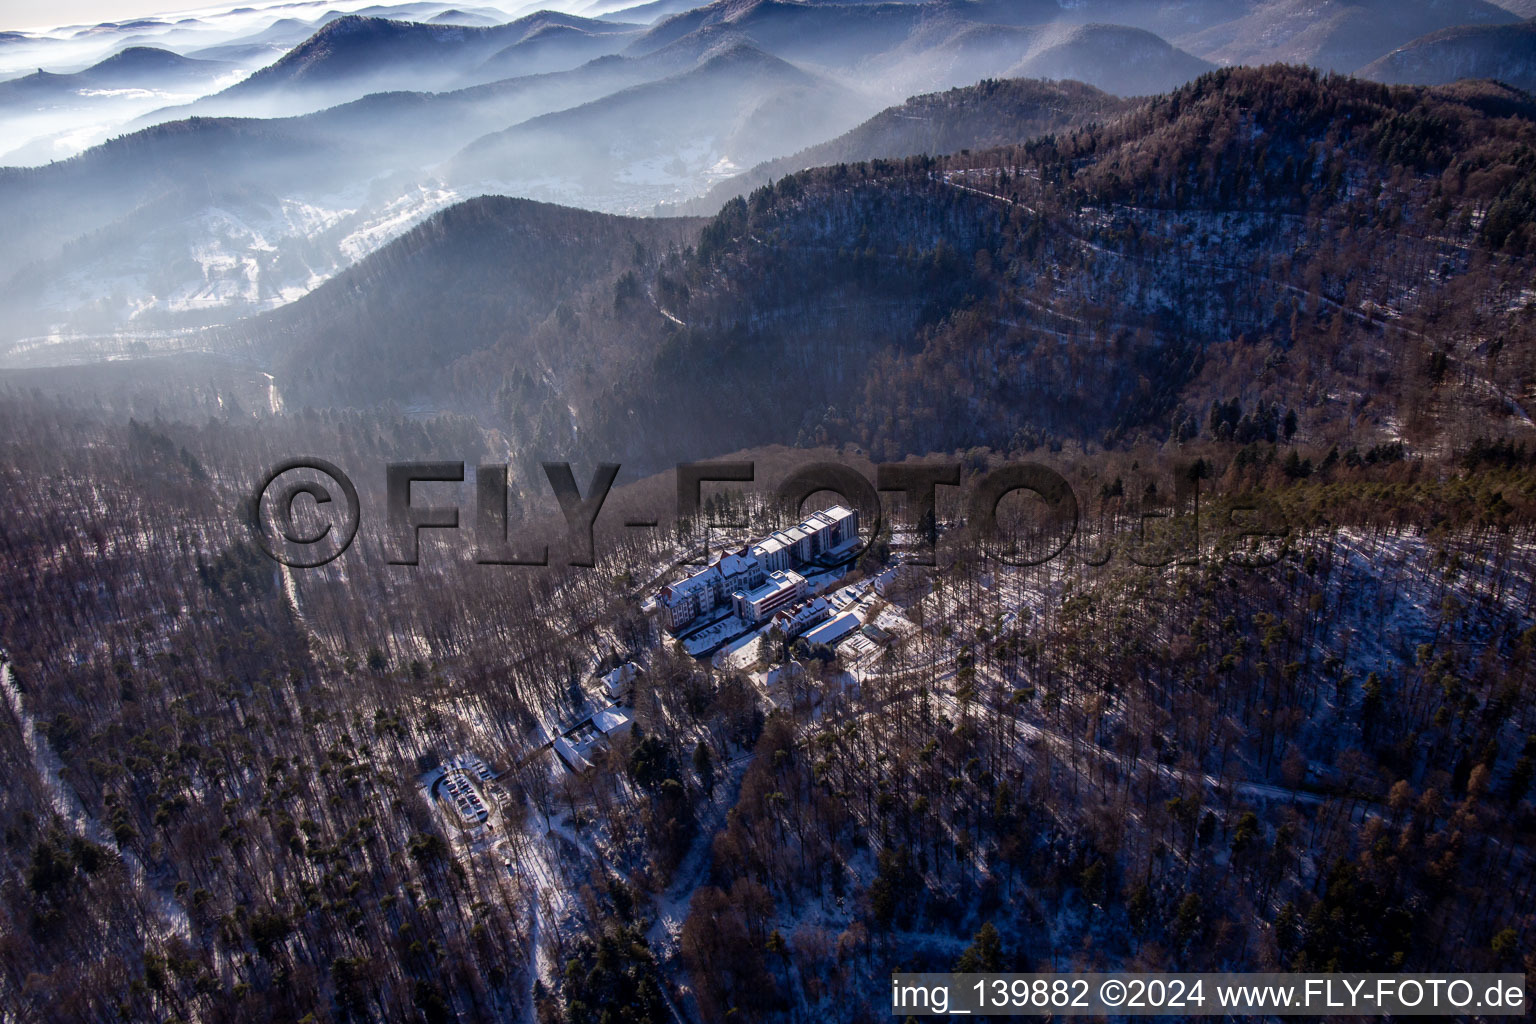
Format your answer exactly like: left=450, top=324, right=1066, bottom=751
left=657, top=505, right=859, bottom=632
left=750, top=506, right=858, bottom=572
left=656, top=548, right=765, bottom=631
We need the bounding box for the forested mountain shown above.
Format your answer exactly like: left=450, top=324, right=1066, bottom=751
left=0, top=43, right=246, bottom=166
left=1175, top=0, right=1519, bottom=72
left=0, top=39, right=823, bottom=342
left=1360, top=21, right=1536, bottom=93
left=431, top=8, right=514, bottom=27
left=250, top=66, right=1536, bottom=493
left=0, top=116, right=354, bottom=339
left=178, top=14, right=347, bottom=64
left=209, top=14, right=499, bottom=93
left=168, top=12, right=644, bottom=118
left=624, top=0, right=936, bottom=60
left=474, top=20, right=646, bottom=78
left=447, top=43, right=866, bottom=208
left=246, top=195, right=703, bottom=407
left=0, top=0, right=1218, bottom=346
left=873, top=19, right=1214, bottom=98
left=30, top=0, right=1527, bottom=347
left=0, top=116, right=341, bottom=275
left=0, top=46, right=231, bottom=102
left=678, top=77, right=1129, bottom=213
left=1002, top=23, right=1214, bottom=92
left=967, top=0, right=1262, bottom=39
left=625, top=0, right=1214, bottom=98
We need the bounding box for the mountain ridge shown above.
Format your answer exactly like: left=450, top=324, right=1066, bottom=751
left=1358, top=21, right=1536, bottom=93
left=1175, top=0, right=1520, bottom=71
left=446, top=39, right=869, bottom=207
left=0, top=45, right=232, bottom=102
left=673, top=75, right=1129, bottom=214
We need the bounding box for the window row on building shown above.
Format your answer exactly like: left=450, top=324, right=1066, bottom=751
left=655, top=505, right=858, bottom=631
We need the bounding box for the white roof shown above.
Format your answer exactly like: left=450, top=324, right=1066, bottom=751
left=752, top=535, right=790, bottom=556
left=796, top=505, right=853, bottom=532
left=593, top=707, right=633, bottom=735
left=716, top=551, right=756, bottom=577
left=553, top=736, right=593, bottom=772
left=664, top=568, right=716, bottom=602
left=803, top=610, right=861, bottom=647
left=766, top=660, right=805, bottom=685
left=602, top=662, right=638, bottom=686
left=737, top=569, right=804, bottom=603
left=774, top=595, right=827, bottom=621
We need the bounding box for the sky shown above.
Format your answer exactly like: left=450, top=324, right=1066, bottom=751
left=4, top=2, right=197, bottom=32
left=2, top=0, right=524, bottom=33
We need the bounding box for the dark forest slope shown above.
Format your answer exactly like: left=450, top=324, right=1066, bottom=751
left=677, top=77, right=1130, bottom=213
left=247, top=196, right=704, bottom=409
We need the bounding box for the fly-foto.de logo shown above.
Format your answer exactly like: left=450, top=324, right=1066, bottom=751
left=247, top=457, right=1285, bottom=570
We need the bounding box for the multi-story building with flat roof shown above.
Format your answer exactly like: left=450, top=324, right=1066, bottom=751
left=657, top=505, right=858, bottom=632
left=750, top=505, right=858, bottom=572
left=732, top=569, right=807, bottom=624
